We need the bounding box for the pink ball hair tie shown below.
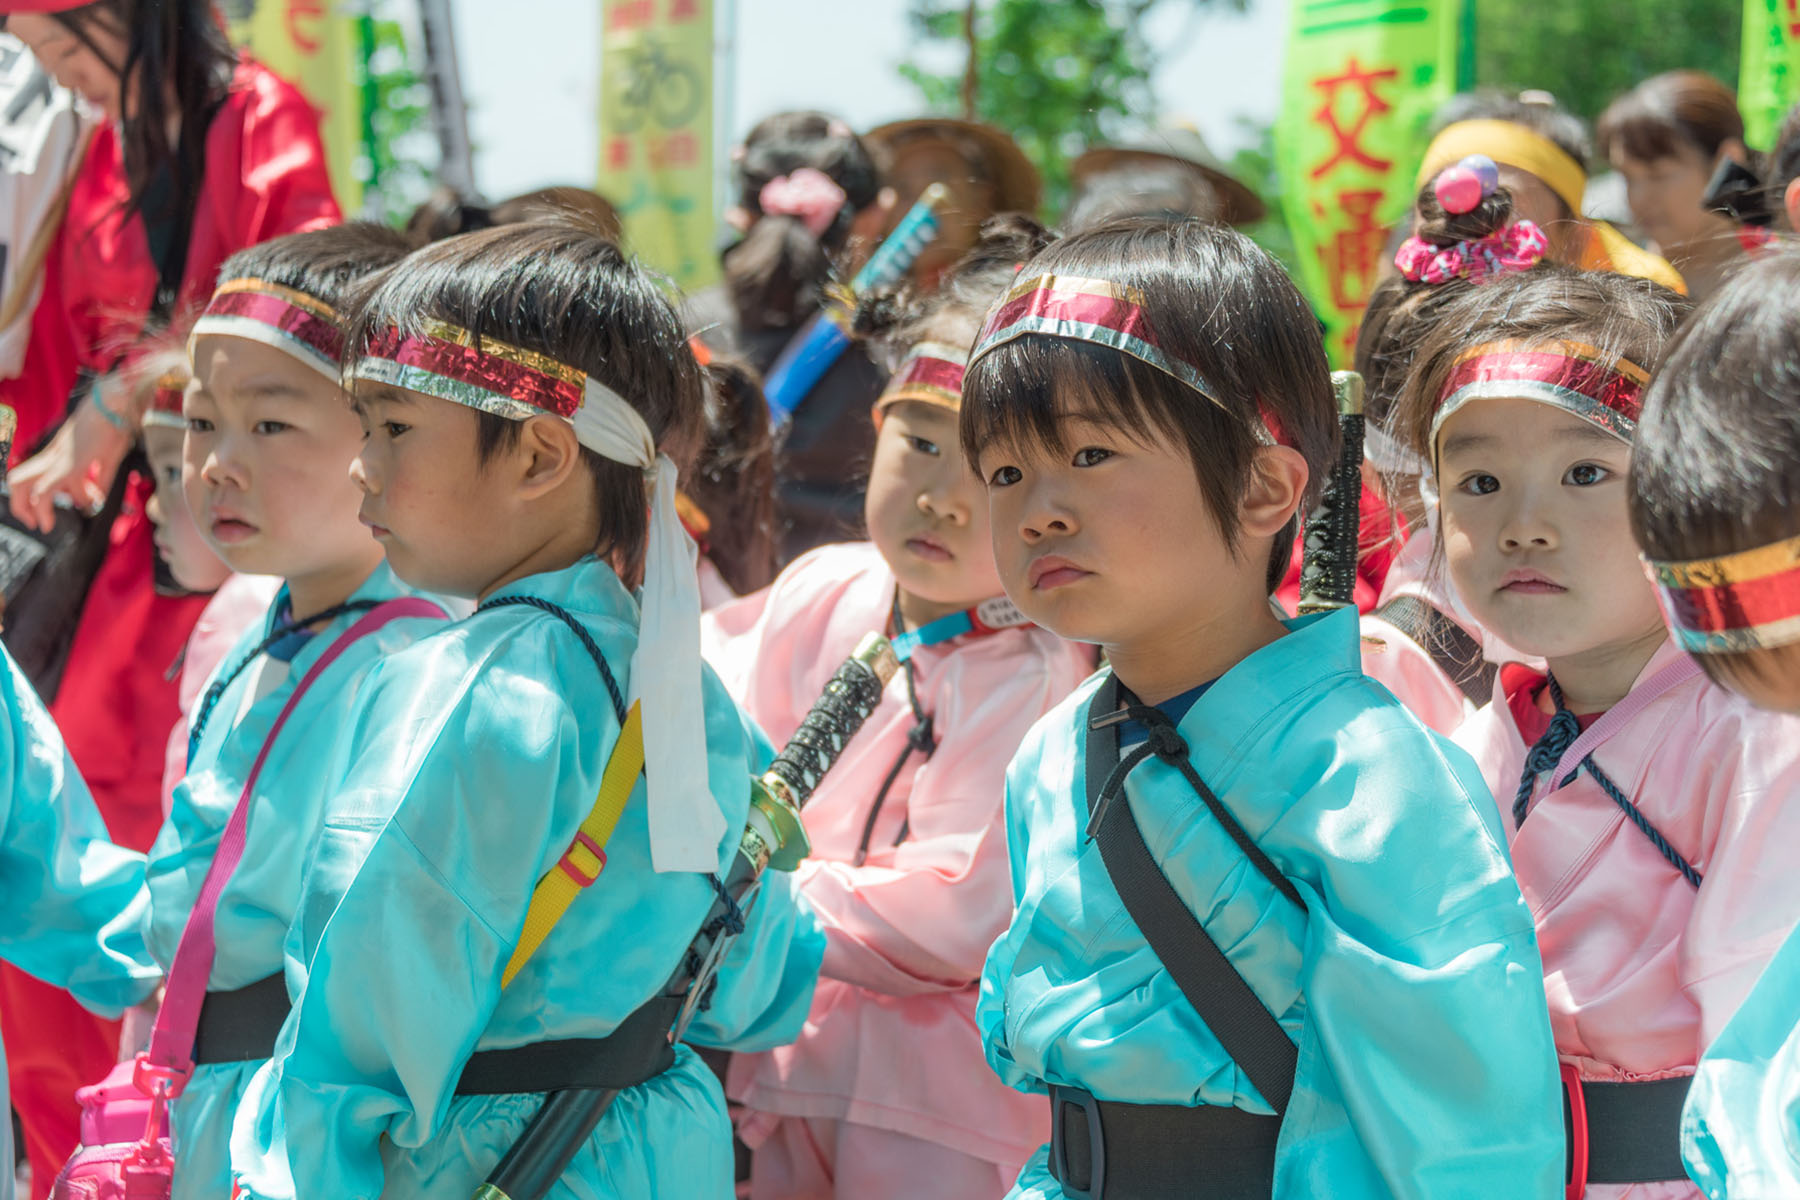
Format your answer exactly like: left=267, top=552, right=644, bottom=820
left=758, top=167, right=848, bottom=238
left=1434, top=154, right=1501, bottom=215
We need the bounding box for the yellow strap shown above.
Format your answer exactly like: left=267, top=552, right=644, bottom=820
left=501, top=701, right=645, bottom=988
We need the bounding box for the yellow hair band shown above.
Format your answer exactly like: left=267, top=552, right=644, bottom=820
left=1417, top=119, right=1588, bottom=216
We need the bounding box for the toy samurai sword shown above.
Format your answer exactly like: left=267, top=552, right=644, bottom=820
left=474, top=633, right=902, bottom=1200
left=762, top=183, right=949, bottom=422
left=1297, top=371, right=1366, bottom=615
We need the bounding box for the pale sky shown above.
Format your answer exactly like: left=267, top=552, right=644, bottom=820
left=452, top=0, right=1287, bottom=201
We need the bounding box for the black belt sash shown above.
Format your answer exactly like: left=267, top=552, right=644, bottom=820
left=1566, top=1073, right=1692, bottom=1187
left=456, top=996, right=680, bottom=1095
left=190, top=971, right=678, bottom=1097
left=1048, top=1084, right=1279, bottom=1200
left=193, top=972, right=289, bottom=1064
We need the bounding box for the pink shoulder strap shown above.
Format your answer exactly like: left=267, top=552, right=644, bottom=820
left=143, top=596, right=447, bottom=1076
left=1549, top=653, right=1702, bottom=785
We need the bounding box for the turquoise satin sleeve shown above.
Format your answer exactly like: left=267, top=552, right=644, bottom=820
left=229, top=568, right=822, bottom=1199
left=1683, top=926, right=1800, bottom=1199
left=0, top=645, right=157, bottom=1015
left=979, top=622, right=1562, bottom=1200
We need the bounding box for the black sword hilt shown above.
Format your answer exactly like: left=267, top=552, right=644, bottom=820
left=1298, top=371, right=1366, bottom=616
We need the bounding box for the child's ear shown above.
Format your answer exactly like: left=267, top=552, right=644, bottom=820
left=1240, top=445, right=1310, bottom=539
left=1786, top=177, right=1800, bottom=233
left=515, top=415, right=585, bottom=499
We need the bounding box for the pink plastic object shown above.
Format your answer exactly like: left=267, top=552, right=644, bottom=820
left=74, top=1062, right=157, bottom=1148
left=1434, top=165, right=1483, bottom=214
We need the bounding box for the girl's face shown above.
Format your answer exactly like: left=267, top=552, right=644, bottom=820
left=143, top=423, right=231, bottom=593
left=1436, top=394, right=1665, bottom=664
left=977, top=406, right=1270, bottom=654
left=350, top=385, right=531, bottom=600
left=863, top=400, right=1003, bottom=621
left=8, top=13, right=127, bottom=121
left=184, top=336, right=381, bottom=602
left=1610, top=143, right=1729, bottom=251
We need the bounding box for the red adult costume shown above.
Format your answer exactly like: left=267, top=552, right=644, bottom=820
left=0, top=57, right=338, bottom=1197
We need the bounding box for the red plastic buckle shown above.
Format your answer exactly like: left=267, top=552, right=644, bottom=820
left=557, top=831, right=606, bottom=887
left=1562, top=1062, right=1588, bottom=1200
left=132, top=1052, right=192, bottom=1102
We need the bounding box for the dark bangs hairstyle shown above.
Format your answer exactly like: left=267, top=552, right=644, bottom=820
left=1631, top=249, right=1800, bottom=690
left=1598, top=71, right=1745, bottom=167
left=344, top=221, right=704, bottom=587
left=214, top=222, right=413, bottom=316
left=853, top=212, right=1057, bottom=369
left=52, top=0, right=235, bottom=222
left=1391, top=265, right=1691, bottom=466
left=960, top=217, right=1337, bottom=591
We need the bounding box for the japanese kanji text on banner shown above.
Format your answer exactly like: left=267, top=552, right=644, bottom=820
left=1741, top=0, right=1800, bottom=149
left=598, top=0, right=718, bottom=290
left=1276, top=0, right=1459, bottom=364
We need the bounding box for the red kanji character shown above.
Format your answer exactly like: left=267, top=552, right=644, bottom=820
left=1316, top=188, right=1388, bottom=312
left=664, top=130, right=697, bottom=167
left=669, top=0, right=700, bottom=20
left=286, top=0, right=325, bottom=55
left=607, top=136, right=633, bottom=170
left=610, top=1, right=654, bottom=31
left=1308, top=57, right=1399, bottom=180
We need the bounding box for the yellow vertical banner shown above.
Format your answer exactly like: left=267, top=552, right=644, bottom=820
left=1275, top=0, right=1458, bottom=364
left=1741, top=0, right=1800, bottom=149
left=230, top=1, right=365, bottom=214
left=597, top=0, right=717, bottom=290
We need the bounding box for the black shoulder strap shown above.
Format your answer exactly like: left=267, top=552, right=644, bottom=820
left=1376, top=594, right=1496, bottom=705
left=1083, top=676, right=1299, bottom=1115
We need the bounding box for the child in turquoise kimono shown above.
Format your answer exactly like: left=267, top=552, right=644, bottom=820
left=144, top=223, right=452, bottom=1200
left=229, top=221, right=823, bottom=1199
left=959, top=219, right=1564, bottom=1198
left=1631, top=250, right=1800, bottom=1197
left=0, top=634, right=160, bottom=1200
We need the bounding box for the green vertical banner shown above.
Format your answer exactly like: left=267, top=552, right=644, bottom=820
left=1276, top=0, right=1458, bottom=365
left=597, top=0, right=717, bottom=290
left=1741, top=0, right=1800, bottom=149
left=229, top=1, right=366, bottom=214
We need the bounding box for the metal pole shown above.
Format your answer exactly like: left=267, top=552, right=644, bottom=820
left=416, top=0, right=477, bottom=198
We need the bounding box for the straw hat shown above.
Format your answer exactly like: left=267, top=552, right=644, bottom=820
left=865, top=117, right=1042, bottom=214
left=1072, top=126, right=1266, bottom=226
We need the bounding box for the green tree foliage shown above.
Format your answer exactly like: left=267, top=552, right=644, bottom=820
left=901, top=0, right=1238, bottom=214
left=1473, top=0, right=1740, bottom=122
left=358, top=10, right=436, bottom=224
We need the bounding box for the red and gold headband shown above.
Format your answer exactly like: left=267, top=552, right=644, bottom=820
left=968, top=273, right=1276, bottom=446
left=142, top=371, right=188, bottom=430
left=877, top=341, right=967, bottom=412
left=1647, top=534, right=1800, bottom=654
left=189, top=278, right=345, bottom=380
left=353, top=320, right=585, bottom=421
left=1433, top=339, right=1647, bottom=446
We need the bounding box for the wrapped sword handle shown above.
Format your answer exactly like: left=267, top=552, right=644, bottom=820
left=1298, top=371, right=1366, bottom=616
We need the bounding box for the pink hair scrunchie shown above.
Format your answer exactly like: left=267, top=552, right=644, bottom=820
left=1395, top=219, right=1550, bottom=285
left=758, top=167, right=848, bottom=238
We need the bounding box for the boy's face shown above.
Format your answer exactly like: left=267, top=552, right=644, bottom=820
left=1436, top=394, right=1665, bottom=662
left=184, top=335, right=378, bottom=588
left=350, top=385, right=520, bottom=599
left=976, top=408, right=1251, bottom=652
left=144, top=424, right=231, bottom=594
left=863, top=401, right=1003, bottom=616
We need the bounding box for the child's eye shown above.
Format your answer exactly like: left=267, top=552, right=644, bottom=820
left=987, top=465, right=1022, bottom=487
left=160, top=464, right=181, bottom=485
left=185, top=417, right=212, bottom=434
left=253, top=420, right=290, bottom=435
left=1072, top=446, right=1113, bottom=468
left=904, top=434, right=940, bottom=457
left=1564, top=462, right=1611, bottom=487
left=1457, top=472, right=1500, bottom=496
left=383, top=421, right=410, bottom=439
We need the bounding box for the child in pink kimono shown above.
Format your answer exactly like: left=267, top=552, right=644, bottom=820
left=1388, top=259, right=1800, bottom=1199
left=703, top=217, right=1094, bottom=1200
left=1354, top=159, right=1548, bottom=734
